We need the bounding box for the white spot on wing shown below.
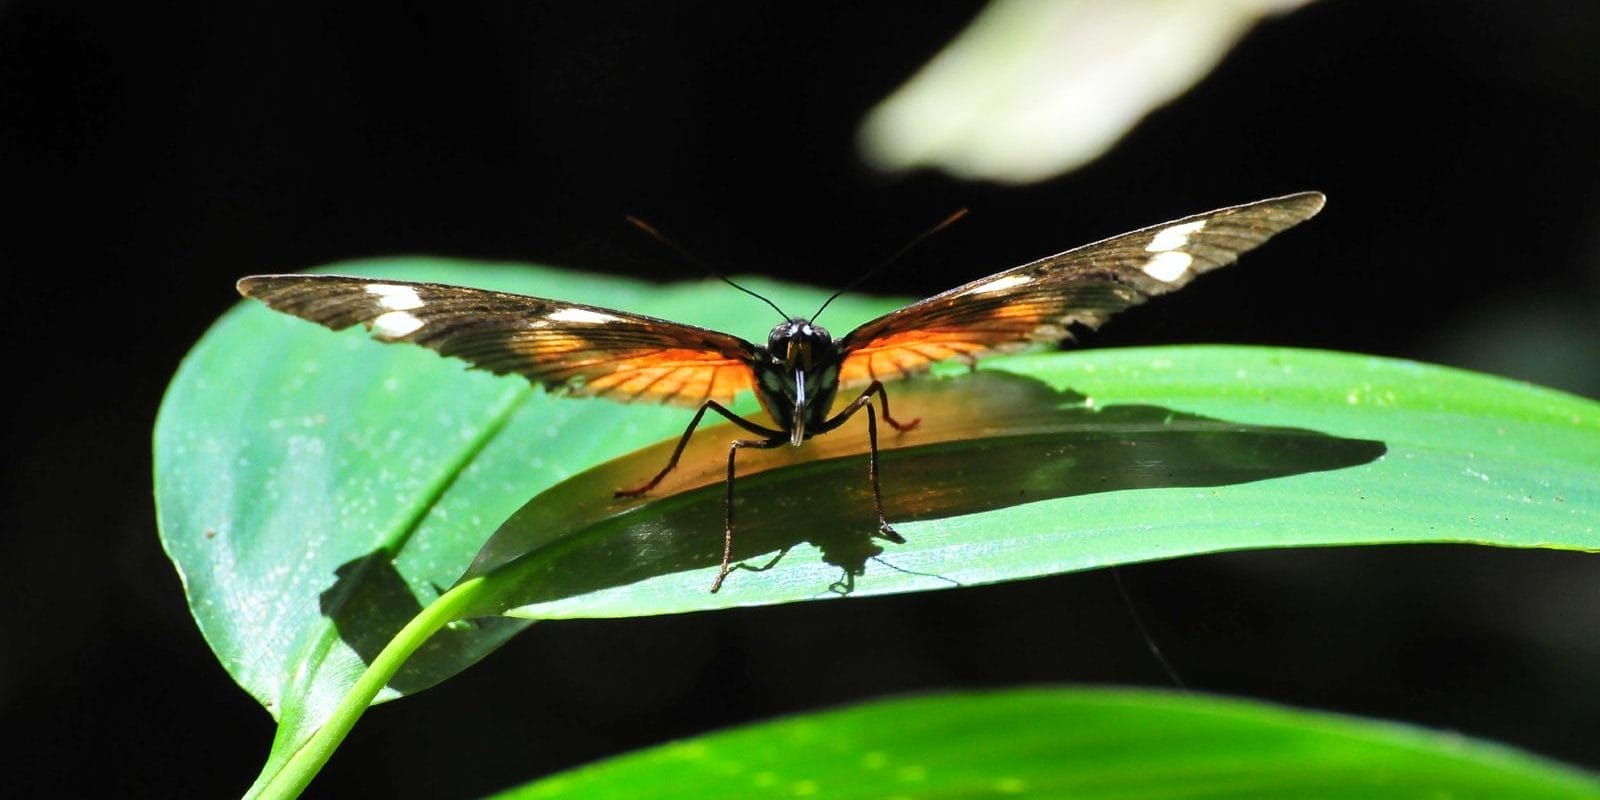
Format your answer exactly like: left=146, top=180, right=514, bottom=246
left=1145, top=220, right=1206, bottom=253
left=962, top=273, right=1032, bottom=296
left=547, top=307, right=621, bottom=324
left=372, top=310, right=425, bottom=338
left=364, top=283, right=425, bottom=311
left=1141, top=251, right=1193, bottom=283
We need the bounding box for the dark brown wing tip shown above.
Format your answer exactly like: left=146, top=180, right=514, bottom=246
left=237, top=272, right=359, bottom=299
left=236, top=273, right=295, bottom=298
left=1273, top=190, right=1327, bottom=219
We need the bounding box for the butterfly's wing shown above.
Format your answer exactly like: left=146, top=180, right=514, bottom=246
left=836, top=192, right=1325, bottom=386
left=237, top=275, right=760, bottom=407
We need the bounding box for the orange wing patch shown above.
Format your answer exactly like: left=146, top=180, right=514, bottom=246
left=837, top=318, right=1040, bottom=386
left=838, top=331, right=989, bottom=385
left=570, top=348, right=754, bottom=406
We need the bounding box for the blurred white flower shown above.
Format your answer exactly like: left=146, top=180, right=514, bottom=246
left=859, top=0, right=1314, bottom=184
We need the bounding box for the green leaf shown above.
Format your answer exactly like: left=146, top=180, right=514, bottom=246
left=156, top=259, right=1599, bottom=795
left=461, top=346, right=1599, bottom=620
left=491, top=688, right=1600, bottom=799
left=153, top=258, right=904, bottom=790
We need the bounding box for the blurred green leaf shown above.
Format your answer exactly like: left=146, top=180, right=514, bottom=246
left=859, top=0, right=1316, bottom=183
left=494, top=688, right=1600, bottom=799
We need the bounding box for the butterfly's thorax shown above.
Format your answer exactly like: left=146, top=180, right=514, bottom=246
left=753, top=319, right=842, bottom=446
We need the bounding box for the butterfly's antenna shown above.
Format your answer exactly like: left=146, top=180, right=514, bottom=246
left=868, top=556, right=963, bottom=587
left=810, top=208, right=969, bottom=322
left=625, top=215, right=790, bottom=320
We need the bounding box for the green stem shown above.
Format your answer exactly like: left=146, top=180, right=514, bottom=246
left=245, top=577, right=490, bottom=800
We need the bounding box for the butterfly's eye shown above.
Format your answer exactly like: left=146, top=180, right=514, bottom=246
left=768, top=320, right=813, bottom=356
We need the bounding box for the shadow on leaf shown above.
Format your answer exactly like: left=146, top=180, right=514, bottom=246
left=318, top=553, right=527, bottom=695
left=459, top=370, right=1386, bottom=616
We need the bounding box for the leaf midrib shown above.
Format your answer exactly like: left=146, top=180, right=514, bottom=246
left=286, top=380, right=532, bottom=708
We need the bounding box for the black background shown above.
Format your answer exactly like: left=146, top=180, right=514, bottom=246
left=3, top=2, right=1598, bottom=797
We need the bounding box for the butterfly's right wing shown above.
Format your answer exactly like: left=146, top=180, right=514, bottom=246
left=237, top=275, right=760, bottom=407
left=836, top=192, right=1325, bottom=386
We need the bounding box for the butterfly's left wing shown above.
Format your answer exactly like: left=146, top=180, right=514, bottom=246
left=836, top=192, right=1325, bottom=386
left=237, top=274, right=760, bottom=407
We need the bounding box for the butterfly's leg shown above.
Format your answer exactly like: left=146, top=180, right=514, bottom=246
left=713, top=435, right=786, bottom=592
left=860, top=402, right=905, bottom=543
left=862, top=379, right=920, bottom=433
left=815, top=383, right=911, bottom=544
left=615, top=400, right=783, bottom=498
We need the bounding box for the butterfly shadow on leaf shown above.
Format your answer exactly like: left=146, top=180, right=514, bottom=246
left=460, top=368, right=1387, bottom=612
left=316, top=552, right=530, bottom=697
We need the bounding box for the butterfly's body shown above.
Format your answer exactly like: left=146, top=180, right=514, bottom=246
left=239, top=192, right=1325, bottom=592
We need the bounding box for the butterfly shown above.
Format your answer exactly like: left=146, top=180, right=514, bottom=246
left=239, top=191, right=1324, bottom=591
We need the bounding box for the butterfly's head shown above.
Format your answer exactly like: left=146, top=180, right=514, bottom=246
left=762, top=319, right=841, bottom=446
left=769, top=318, right=833, bottom=372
